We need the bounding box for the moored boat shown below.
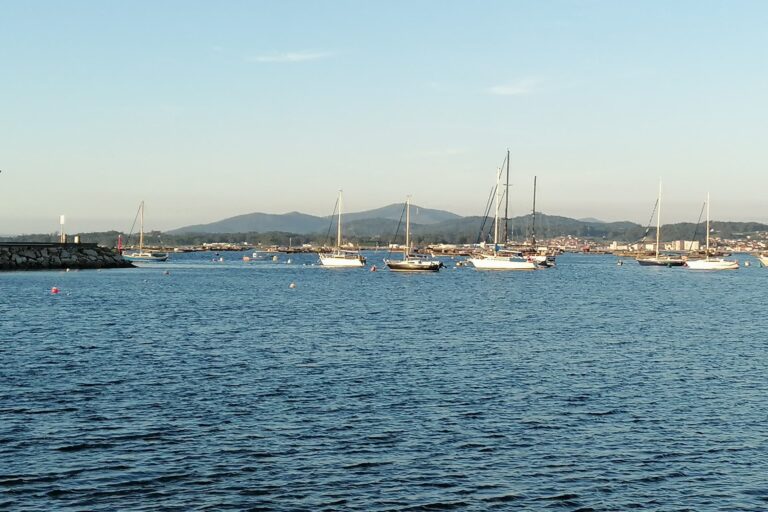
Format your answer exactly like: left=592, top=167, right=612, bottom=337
left=122, top=201, right=168, bottom=262
left=470, top=251, right=537, bottom=271
left=384, top=196, right=442, bottom=272
left=468, top=154, right=536, bottom=271
left=637, top=255, right=686, bottom=267
left=684, top=193, right=738, bottom=271
left=318, top=191, right=366, bottom=268
left=636, top=181, right=683, bottom=267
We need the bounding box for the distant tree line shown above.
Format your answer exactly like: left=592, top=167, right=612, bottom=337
left=2, top=215, right=766, bottom=247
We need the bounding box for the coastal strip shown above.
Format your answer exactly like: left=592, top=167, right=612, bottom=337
left=0, top=243, right=134, bottom=271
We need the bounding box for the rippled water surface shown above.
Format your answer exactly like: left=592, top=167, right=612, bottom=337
left=2, top=252, right=768, bottom=511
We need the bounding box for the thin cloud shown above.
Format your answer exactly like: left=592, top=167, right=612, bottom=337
left=248, top=51, right=333, bottom=63
left=488, top=78, right=539, bottom=96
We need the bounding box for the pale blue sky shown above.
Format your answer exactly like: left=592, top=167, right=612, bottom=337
left=2, top=1, right=767, bottom=233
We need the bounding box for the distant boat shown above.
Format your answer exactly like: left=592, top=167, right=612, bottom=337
left=521, top=175, right=556, bottom=267
left=637, top=180, right=685, bottom=267
left=759, top=255, right=768, bottom=267
left=318, top=190, right=366, bottom=268
left=468, top=155, right=536, bottom=271
left=123, top=201, right=168, bottom=262
left=385, top=196, right=442, bottom=272
left=685, top=193, right=738, bottom=270
left=251, top=250, right=271, bottom=260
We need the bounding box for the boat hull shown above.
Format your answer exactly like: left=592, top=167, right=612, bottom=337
left=637, top=257, right=685, bottom=267
left=385, top=259, right=441, bottom=272
left=531, top=254, right=556, bottom=267
left=469, top=256, right=536, bottom=271
left=123, top=252, right=168, bottom=262
left=759, top=255, right=768, bottom=267
left=319, top=254, right=366, bottom=267
left=685, top=258, right=739, bottom=270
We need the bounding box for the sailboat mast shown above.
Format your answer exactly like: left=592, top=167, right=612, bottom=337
left=494, top=168, right=502, bottom=248
left=656, top=181, right=662, bottom=259
left=532, top=176, right=537, bottom=248
left=337, top=190, right=343, bottom=248
left=139, top=201, right=144, bottom=252
left=405, top=196, right=411, bottom=255
left=705, top=192, right=710, bottom=258
left=503, top=148, right=510, bottom=244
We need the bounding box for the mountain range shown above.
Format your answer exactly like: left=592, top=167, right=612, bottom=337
left=168, top=204, right=768, bottom=243
left=169, top=203, right=462, bottom=235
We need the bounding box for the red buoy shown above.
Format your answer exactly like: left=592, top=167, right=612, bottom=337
left=51, top=287, right=60, bottom=294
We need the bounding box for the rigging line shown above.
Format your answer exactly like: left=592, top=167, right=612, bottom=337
left=476, top=184, right=497, bottom=244
left=632, top=198, right=659, bottom=245
left=324, top=197, right=339, bottom=246
left=386, top=202, right=406, bottom=259
left=125, top=203, right=142, bottom=248
left=688, top=202, right=706, bottom=252
left=502, top=150, right=510, bottom=244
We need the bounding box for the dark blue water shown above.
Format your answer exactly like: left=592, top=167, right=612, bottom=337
left=2, top=252, right=767, bottom=511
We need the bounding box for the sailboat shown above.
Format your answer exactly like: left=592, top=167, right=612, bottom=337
left=637, top=181, right=685, bottom=266
left=522, top=176, right=556, bottom=267
left=384, top=196, right=442, bottom=272
left=469, top=154, right=536, bottom=271
left=122, top=201, right=168, bottom=262
left=318, top=191, right=366, bottom=267
left=685, top=193, right=738, bottom=270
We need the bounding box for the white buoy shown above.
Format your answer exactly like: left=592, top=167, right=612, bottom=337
left=289, top=282, right=296, bottom=289
left=745, top=261, right=751, bottom=267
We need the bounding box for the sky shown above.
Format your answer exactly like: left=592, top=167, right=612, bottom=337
left=1, top=1, right=767, bottom=234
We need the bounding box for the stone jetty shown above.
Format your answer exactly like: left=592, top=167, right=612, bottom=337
left=0, top=243, right=134, bottom=271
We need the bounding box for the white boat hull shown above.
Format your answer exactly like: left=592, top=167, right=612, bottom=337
left=319, top=255, right=365, bottom=267
left=469, top=256, right=537, bottom=271
left=123, top=252, right=168, bottom=262
left=759, top=255, right=768, bottom=267
left=685, top=258, right=739, bottom=270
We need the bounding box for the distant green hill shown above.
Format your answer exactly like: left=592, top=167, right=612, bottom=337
left=168, top=203, right=460, bottom=235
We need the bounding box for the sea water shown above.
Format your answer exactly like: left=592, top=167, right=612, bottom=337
left=1, top=252, right=767, bottom=510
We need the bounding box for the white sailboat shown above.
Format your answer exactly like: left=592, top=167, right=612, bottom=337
left=523, top=175, right=556, bottom=267
left=637, top=180, right=685, bottom=266
left=469, top=161, right=536, bottom=271
left=685, top=193, right=738, bottom=270
left=384, top=196, right=442, bottom=272
left=123, top=201, right=168, bottom=262
left=319, top=191, right=366, bottom=268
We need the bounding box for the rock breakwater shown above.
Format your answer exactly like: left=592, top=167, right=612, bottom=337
left=0, top=243, right=134, bottom=271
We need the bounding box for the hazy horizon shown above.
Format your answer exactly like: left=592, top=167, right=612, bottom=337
left=3, top=1, right=767, bottom=233
left=2, top=199, right=767, bottom=237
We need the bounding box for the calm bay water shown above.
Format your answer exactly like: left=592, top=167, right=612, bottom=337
left=2, top=252, right=767, bottom=511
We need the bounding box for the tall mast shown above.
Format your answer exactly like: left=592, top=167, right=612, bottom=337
left=337, top=190, right=343, bottom=248
left=493, top=168, right=501, bottom=248
left=503, top=149, right=510, bottom=244
left=531, top=176, right=537, bottom=248
left=139, top=201, right=144, bottom=252
left=705, top=192, right=710, bottom=259
left=655, top=180, right=662, bottom=259
left=405, top=196, right=411, bottom=255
